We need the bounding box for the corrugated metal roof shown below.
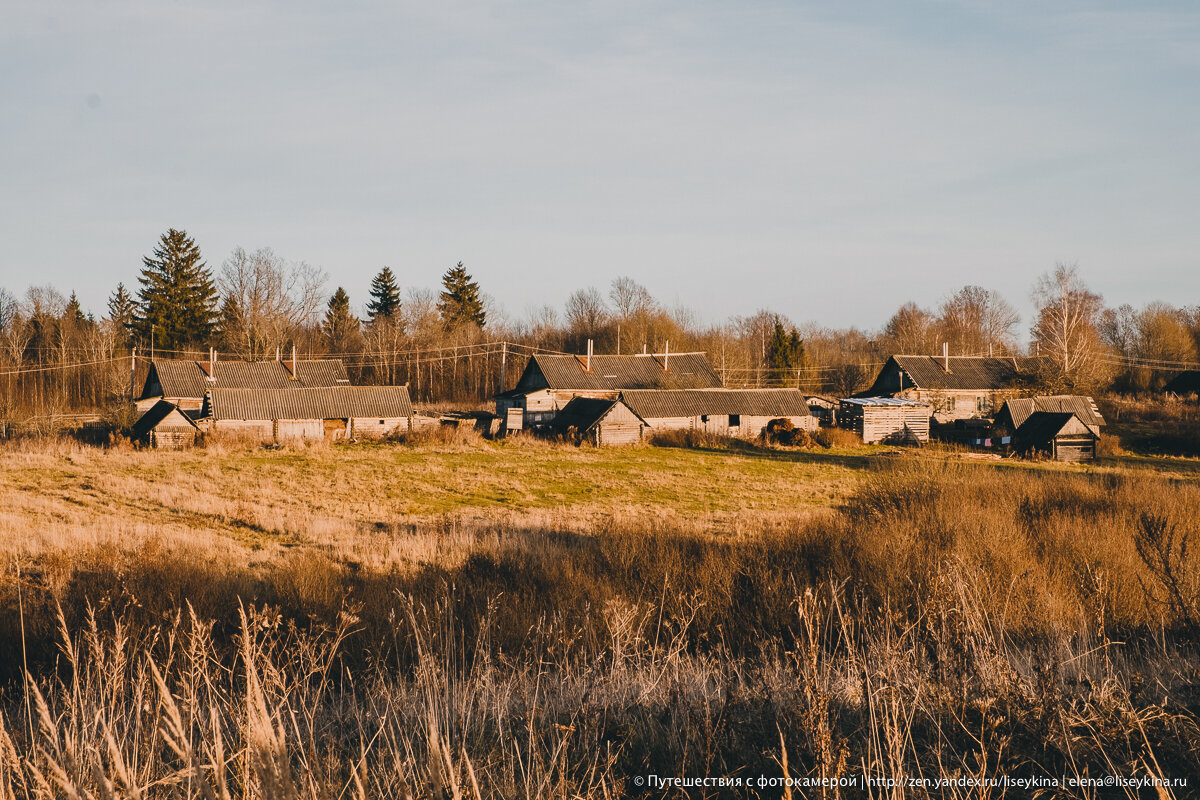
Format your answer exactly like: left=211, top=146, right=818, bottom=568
left=132, top=400, right=199, bottom=436
left=840, top=397, right=930, bottom=407
left=1003, top=395, right=1104, bottom=430
left=514, top=353, right=724, bottom=392
left=550, top=397, right=631, bottom=432
left=143, top=358, right=349, bottom=399
left=875, top=355, right=1038, bottom=392
left=620, top=388, right=813, bottom=418
left=203, top=385, right=413, bottom=421
left=1013, top=411, right=1094, bottom=450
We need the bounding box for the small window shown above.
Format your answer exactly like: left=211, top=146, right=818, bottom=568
left=976, top=396, right=986, bottom=412
left=729, top=414, right=741, bottom=427
left=379, top=419, right=385, bottom=424
left=701, top=414, right=709, bottom=423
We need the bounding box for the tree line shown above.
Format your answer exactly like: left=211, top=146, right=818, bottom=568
left=1, top=228, right=1197, bottom=423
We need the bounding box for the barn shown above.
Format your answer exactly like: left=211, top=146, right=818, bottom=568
left=862, top=353, right=1037, bottom=421
left=137, top=355, right=350, bottom=413
left=838, top=397, right=931, bottom=444
left=551, top=397, right=646, bottom=446
left=495, top=349, right=724, bottom=430
left=200, top=385, right=414, bottom=443
left=1012, top=411, right=1098, bottom=461
left=992, top=395, right=1104, bottom=437
left=619, top=388, right=818, bottom=438
left=131, top=400, right=201, bottom=449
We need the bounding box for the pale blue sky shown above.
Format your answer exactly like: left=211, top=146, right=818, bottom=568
left=1, top=1, right=1197, bottom=331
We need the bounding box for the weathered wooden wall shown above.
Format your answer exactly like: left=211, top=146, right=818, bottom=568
left=349, top=417, right=410, bottom=438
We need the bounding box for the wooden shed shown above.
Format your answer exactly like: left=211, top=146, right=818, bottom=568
left=137, top=356, right=350, bottom=414
left=1012, top=411, right=1098, bottom=461
left=861, top=354, right=1037, bottom=421
left=619, top=388, right=818, bottom=437
left=838, top=397, right=931, bottom=444
left=131, top=400, right=201, bottom=449
left=201, top=385, right=413, bottom=443
left=551, top=397, right=645, bottom=446
left=992, top=395, right=1104, bottom=437
left=495, top=350, right=724, bottom=429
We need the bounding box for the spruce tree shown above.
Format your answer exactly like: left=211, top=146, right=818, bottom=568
left=135, top=229, right=217, bottom=351
left=64, top=292, right=87, bottom=324
left=106, top=283, right=137, bottom=341
left=323, top=287, right=360, bottom=353
left=367, top=267, right=401, bottom=321
left=766, top=319, right=805, bottom=378
left=438, top=262, right=486, bottom=329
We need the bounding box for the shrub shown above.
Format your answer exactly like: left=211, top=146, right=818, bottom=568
left=813, top=426, right=860, bottom=448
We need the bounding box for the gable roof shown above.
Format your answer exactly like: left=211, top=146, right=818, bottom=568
left=1013, top=411, right=1097, bottom=450
left=1164, top=370, right=1200, bottom=395
left=131, top=400, right=200, bottom=437
left=550, top=397, right=644, bottom=433
left=620, top=388, right=813, bottom=419
left=1000, top=395, right=1104, bottom=431
left=141, top=358, right=350, bottom=400
left=509, top=353, right=724, bottom=394
left=868, top=355, right=1037, bottom=393
left=202, top=385, right=413, bottom=421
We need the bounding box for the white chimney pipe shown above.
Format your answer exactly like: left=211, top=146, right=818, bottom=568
left=586, top=338, right=592, bottom=372
left=663, top=340, right=670, bottom=372
left=942, top=342, right=949, bottom=372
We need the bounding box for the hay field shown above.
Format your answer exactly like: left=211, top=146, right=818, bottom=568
left=1, top=436, right=1199, bottom=798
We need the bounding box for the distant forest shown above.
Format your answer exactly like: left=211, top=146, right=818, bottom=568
left=1, top=228, right=1197, bottom=420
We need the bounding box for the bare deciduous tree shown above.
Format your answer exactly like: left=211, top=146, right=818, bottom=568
left=565, top=288, right=608, bottom=335
left=219, top=247, right=327, bottom=359
left=882, top=302, right=938, bottom=355
left=937, top=285, right=1018, bottom=355
left=1030, top=263, right=1109, bottom=391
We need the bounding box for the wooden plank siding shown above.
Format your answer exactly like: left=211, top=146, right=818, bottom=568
left=839, top=399, right=932, bottom=444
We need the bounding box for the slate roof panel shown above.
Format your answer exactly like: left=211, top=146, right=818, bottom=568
left=519, top=353, right=723, bottom=392
left=132, top=400, right=199, bottom=437
left=887, top=355, right=1038, bottom=391
left=145, top=358, right=350, bottom=399
left=204, top=386, right=413, bottom=421
left=620, top=389, right=814, bottom=419
left=1005, top=395, right=1105, bottom=430
left=550, top=397, right=622, bottom=432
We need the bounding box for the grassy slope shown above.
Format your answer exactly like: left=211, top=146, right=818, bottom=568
left=1, top=440, right=871, bottom=573
left=2, top=435, right=1195, bottom=574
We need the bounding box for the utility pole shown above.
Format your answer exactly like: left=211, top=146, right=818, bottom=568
left=130, top=347, right=137, bottom=402
left=499, top=341, right=508, bottom=392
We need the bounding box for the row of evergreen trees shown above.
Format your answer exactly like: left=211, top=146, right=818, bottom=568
left=117, top=228, right=488, bottom=353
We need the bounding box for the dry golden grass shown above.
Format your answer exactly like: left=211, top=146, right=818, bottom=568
left=2, top=436, right=1199, bottom=796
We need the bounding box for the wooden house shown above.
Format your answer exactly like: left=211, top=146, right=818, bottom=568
left=862, top=352, right=1037, bottom=421
left=200, top=385, right=413, bottom=443
left=551, top=397, right=646, bottom=446
left=131, top=400, right=200, bottom=449
left=838, top=397, right=931, bottom=444
left=495, top=349, right=723, bottom=429
left=1012, top=411, right=1098, bottom=461
left=992, top=396, right=1104, bottom=437
left=805, top=395, right=838, bottom=426
left=619, top=389, right=818, bottom=438
left=136, top=356, right=350, bottom=413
